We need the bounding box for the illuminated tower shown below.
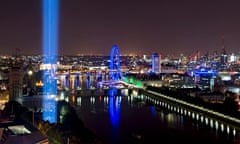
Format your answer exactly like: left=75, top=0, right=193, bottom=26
left=152, top=53, right=161, bottom=73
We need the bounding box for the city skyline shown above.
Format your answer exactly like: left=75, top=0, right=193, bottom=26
left=1, top=0, right=240, bottom=56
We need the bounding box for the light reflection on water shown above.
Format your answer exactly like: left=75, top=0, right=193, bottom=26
left=18, top=87, right=240, bottom=143
left=73, top=90, right=240, bottom=144
left=58, top=74, right=240, bottom=143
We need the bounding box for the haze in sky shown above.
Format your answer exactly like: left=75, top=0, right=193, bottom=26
left=0, top=0, right=240, bottom=56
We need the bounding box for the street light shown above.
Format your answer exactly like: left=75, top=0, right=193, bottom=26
left=27, top=69, right=34, bottom=96
left=28, top=70, right=33, bottom=76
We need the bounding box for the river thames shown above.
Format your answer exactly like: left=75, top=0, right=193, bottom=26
left=18, top=73, right=240, bottom=143
left=69, top=87, right=240, bottom=144
left=55, top=73, right=240, bottom=143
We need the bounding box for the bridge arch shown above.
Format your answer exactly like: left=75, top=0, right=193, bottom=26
left=109, top=45, right=121, bottom=81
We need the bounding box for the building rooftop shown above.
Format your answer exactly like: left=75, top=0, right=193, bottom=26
left=0, top=119, right=48, bottom=144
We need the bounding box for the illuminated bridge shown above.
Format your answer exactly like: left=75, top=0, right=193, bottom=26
left=140, top=89, right=240, bottom=136
left=53, top=45, right=124, bottom=91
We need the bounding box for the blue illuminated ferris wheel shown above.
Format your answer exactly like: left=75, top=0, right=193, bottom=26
left=109, top=45, right=121, bottom=81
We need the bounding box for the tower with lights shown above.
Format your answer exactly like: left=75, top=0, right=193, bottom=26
left=152, top=53, right=161, bottom=74
left=220, top=36, right=228, bottom=71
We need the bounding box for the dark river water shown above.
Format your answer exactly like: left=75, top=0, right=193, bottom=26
left=73, top=88, right=240, bottom=144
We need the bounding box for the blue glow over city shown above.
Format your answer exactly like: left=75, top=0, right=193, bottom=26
left=42, top=0, right=59, bottom=123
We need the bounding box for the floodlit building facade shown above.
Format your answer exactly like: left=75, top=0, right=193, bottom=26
left=152, top=53, right=161, bottom=74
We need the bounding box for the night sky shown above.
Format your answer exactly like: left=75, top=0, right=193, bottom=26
left=1, top=0, right=240, bottom=56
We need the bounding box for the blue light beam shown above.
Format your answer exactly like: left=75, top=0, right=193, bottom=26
left=42, top=0, right=59, bottom=123
left=43, top=0, right=59, bottom=60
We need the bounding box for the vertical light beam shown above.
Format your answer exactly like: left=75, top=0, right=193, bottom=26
left=42, top=0, right=59, bottom=123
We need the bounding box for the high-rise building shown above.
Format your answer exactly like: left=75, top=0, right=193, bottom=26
left=9, top=62, right=23, bottom=101
left=220, top=36, right=228, bottom=64
left=152, top=53, right=161, bottom=73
